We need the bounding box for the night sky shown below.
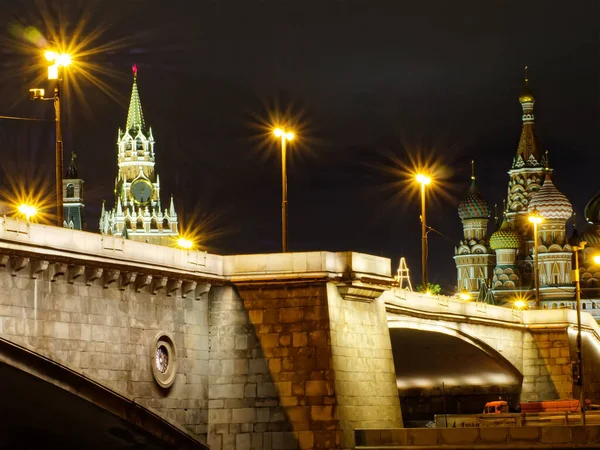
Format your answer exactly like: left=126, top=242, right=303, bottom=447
left=0, top=1, right=598, bottom=292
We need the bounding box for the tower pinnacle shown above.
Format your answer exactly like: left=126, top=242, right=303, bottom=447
left=126, top=65, right=146, bottom=133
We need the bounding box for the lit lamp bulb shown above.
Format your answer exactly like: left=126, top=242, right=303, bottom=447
left=459, top=291, right=471, bottom=301
left=416, top=173, right=432, bottom=185
left=177, top=237, right=193, bottom=250
left=44, top=50, right=72, bottom=80
left=274, top=128, right=294, bottom=141
left=18, top=204, right=37, bottom=221
left=514, top=299, right=527, bottom=310
left=528, top=213, right=543, bottom=225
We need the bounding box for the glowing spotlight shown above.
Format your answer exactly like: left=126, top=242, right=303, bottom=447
left=273, top=128, right=283, bottom=138
left=286, top=132, right=294, bottom=141
left=425, top=290, right=432, bottom=296
left=528, top=211, right=543, bottom=225
left=416, top=173, right=432, bottom=185
left=177, top=237, right=194, bottom=250
left=459, top=292, right=472, bottom=301
left=594, top=255, right=600, bottom=266
left=513, top=299, right=527, bottom=310
left=18, top=204, right=37, bottom=221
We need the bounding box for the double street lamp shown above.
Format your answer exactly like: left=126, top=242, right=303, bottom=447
left=29, top=49, right=72, bottom=227
left=416, top=173, right=432, bottom=289
left=273, top=127, right=294, bottom=253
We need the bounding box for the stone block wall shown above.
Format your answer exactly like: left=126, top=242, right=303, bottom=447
left=208, top=283, right=336, bottom=450
left=326, top=284, right=402, bottom=448
left=0, top=263, right=210, bottom=440
left=207, top=282, right=403, bottom=450
left=521, top=329, right=572, bottom=402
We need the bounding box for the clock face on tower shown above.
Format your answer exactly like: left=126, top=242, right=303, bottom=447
left=130, top=179, right=153, bottom=204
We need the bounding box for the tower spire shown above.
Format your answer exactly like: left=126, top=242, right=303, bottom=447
left=126, top=64, right=146, bottom=133
left=66, top=152, right=78, bottom=178
left=514, top=65, right=541, bottom=167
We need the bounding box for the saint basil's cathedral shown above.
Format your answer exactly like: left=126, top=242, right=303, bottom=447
left=454, top=72, right=600, bottom=317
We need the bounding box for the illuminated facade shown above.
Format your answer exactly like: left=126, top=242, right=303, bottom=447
left=99, top=68, right=179, bottom=245
left=454, top=71, right=586, bottom=308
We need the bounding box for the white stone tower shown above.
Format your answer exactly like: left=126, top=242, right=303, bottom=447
left=99, top=66, right=179, bottom=245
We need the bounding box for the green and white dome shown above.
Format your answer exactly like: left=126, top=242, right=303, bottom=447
left=490, top=218, right=522, bottom=250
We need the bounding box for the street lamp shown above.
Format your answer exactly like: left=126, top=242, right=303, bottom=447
left=273, top=127, right=294, bottom=252
left=18, top=204, right=37, bottom=221
left=416, top=173, right=432, bottom=289
left=528, top=209, right=544, bottom=308
left=29, top=49, right=72, bottom=227
left=573, top=241, right=587, bottom=425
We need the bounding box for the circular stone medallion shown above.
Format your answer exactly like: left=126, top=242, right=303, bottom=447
left=151, top=333, right=177, bottom=388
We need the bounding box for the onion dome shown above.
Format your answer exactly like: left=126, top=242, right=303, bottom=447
left=584, top=191, right=600, bottom=224
left=527, top=174, right=573, bottom=221
left=581, top=225, right=600, bottom=247
left=458, top=180, right=490, bottom=220
left=490, top=218, right=522, bottom=250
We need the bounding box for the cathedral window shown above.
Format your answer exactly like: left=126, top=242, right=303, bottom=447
left=151, top=218, right=158, bottom=229
left=125, top=219, right=132, bottom=230
left=163, top=218, right=169, bottom=230
left=66, top=183, right=74, bottom=198
left=136, top=217, right=144, bottom=230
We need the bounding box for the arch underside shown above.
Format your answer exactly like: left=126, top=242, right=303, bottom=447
left=387, top=318, right=523, bottom=394
left=0, top=337, right=205, bottom=450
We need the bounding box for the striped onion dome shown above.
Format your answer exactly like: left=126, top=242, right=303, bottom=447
left=490, top=218, right=522, bottom=250
left=458, top=180, right=490, bottom=220
left=528, top=174, right=573, bottom=221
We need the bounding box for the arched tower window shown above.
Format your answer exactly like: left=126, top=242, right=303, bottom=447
left=66, top=183, right=74, bottom=198
left=136, top=217, right=144, bottom=230
left=125, top=219, right=132, bottom=230
left=162, top=218, right=169, bottom=230
left=151, top=218, right=158, bottom=230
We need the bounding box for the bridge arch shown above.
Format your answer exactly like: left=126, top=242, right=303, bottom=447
left=387, top=316, right=523, bottom=393
left=0, top=337, right=204, bottom=450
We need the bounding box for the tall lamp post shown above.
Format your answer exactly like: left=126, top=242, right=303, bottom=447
left=29, top=50, right=71, bottom=227
left=273, top=128, right=294, bottom=252
left=573, top=242, right=587, bottom=425
left=528, top=209, right=544, bottom=308
left=416, top=173, right=431, bottom=289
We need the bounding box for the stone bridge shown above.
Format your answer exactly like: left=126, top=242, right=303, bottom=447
left=0, top=217, right=599, bottom=449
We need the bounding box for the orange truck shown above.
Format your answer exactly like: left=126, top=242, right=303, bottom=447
left=483, top=399, right=591, bottom=414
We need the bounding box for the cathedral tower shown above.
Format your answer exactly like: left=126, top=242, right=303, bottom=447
left=454, top=162, right=495, bottom=293
left=506, top=68, right=548, bottom=235
left=99, top=66, right=179, bottom=245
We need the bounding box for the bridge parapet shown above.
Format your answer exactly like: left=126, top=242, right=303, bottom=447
left=0, top=217, right=223, bottom=281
